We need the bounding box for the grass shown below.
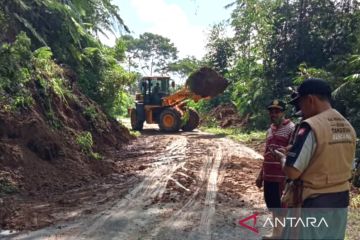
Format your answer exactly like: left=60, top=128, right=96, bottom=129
left=90, top=151, right=103, bottom=160
left=346, top=193, right=360, bottom=240
left=116, top=116, right=130, bottom=126
left=116, top=117, right=141, bottom=137
left=200, top=127, right=266, bottom=143
left=76, top=131, right=102, bottom=160
left=76, top=131, right=93, bottom=153
left=351, top=192, right=360, bottom=208
left=83, top=105, right=98, bottom=122
left=0, top=179, right=18, bottom=196
left=116, top=117, right=267, bottom=140
left=129, top=130, right=141, bottom=137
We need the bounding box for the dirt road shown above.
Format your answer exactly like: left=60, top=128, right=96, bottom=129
left=3, top=125, right=271, bottom=240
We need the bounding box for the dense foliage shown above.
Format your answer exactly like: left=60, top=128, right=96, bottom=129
left=1, top=0, right=360, bottom=132
left=200, top=0, right=360, bottom=132
left=0, top=32, right=81, bottom=116
left=0, top=0, right=135, bottom=116
left=121, top=33, right=178, bottom=76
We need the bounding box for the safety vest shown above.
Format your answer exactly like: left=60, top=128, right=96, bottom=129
left=263, top=119, right=295, bottom=182
left=301, top=109, right=356, bottom=200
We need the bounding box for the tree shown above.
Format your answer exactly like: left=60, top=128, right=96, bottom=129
left=120, top=35, right=141, bottom=72
left=222, top=0, right=360, bottom=130
left=121, top=32, right=178, bottom=75
left=167, top=56, right=201, bottom=79
left=265, top=0, right=360, bottom=94
left=0, top=0, right=129, bottom=65
left=229, top=0, right=279, bottom=77
left=205, top=22, right=234, bottom=75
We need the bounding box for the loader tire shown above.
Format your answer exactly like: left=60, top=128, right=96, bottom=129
left=159, top=108, right=181, bottom=132
left=130, top=109, right=144, bottom=131
left=181, top=108, right=200, bottom=131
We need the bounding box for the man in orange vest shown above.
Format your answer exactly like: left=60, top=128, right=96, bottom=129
left=256, top=99, right=295, bottom=239
left=277, top=78, right=356, bottom=239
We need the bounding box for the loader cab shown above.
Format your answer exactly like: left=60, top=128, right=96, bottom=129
left=138, top=76, right=172, bottom=105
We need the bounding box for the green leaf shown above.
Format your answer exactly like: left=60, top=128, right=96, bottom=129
left=33, top=47, right=53, bottom=60
left=13, top=13, right=47, bottom=46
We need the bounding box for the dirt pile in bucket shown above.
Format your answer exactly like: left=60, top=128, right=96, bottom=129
left=206, top=103, right=249, bottom=128
left=186, top=67, right=229, bottom=97
left=0, top=70, right=133, bottom=230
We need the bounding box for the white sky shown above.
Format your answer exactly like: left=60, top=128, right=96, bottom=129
left=100, top=0, right=233, bottom=59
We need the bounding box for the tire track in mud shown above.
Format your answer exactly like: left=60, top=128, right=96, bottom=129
left=75, top=136, right=264, bottom=240
left=71, top=136, right=189, bottom=240
left=147, top=139, right=216, bottom=239
left=10, top=132, right=265, bottom=240
left=148, top=137, right=231, bottom=240
left=197, top=141, right=224, bottom=239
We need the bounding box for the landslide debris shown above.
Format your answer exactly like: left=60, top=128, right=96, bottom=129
left=202, top=103, right=249, bottom=128
left=0, top=69, right=133, bottom=230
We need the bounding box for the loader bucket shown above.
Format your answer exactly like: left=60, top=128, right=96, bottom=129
left=185, top=67, right=229, bottom=97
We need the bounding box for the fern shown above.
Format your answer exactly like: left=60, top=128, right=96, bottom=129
left=33, top=47, right=53, bottom=60
left=13, top=13, right=47, bottom=46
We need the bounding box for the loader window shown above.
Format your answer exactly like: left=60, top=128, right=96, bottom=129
left=152, top=82, right=160, bottom=94
left=150, top=80, right=168, bottom=94
left=140, top=81, right=147, bottom=94
left=160, top=79, right=170, bottom=94
left=149, top=79, right=170, bottom=94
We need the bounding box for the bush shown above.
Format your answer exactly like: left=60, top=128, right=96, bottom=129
left=0, top=33, right=72, bottom=112
left=0, top=32, right=33, bottom=110
left=76, top=131, right=93, bottom=154
left=83, top=106, right=98, bottom=122
left=0, top=179, right=17, bottom=196
left=77, top=47, right=136, bottom=116
left=76, top=131, right=103, bottom=160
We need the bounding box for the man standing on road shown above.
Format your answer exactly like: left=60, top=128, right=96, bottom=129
left=256, top=99, right=295, bottom=239
left=278, top=78, right=357, bottom=239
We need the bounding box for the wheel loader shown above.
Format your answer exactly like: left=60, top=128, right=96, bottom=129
left=129, top=67, right=228, bottom=132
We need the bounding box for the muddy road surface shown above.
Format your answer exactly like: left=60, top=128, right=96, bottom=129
left=3, top=125, right=271, bottom=240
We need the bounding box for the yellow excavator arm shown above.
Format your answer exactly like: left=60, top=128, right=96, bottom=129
left=162, top=87, right=209, bottom=107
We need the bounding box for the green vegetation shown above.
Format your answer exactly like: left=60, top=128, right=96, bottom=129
left=1, top=0, right=359, bottom=144
left=89, top=152, right=103, bottom=161
left=0, top=0, right=135, bottom=117
left=191, top=0, right=360, bottom=133
left=112, top=91, right=135, bottom=118
left=121, top=33, right=178, bottom=75
left=351, top=193, right=360, bottom=209
left=201, top=127, right=266, bottom=143
left=167, top=57, right=201, bottom=79
left=0, top=179, right=18, bottom=196
left=0, top=32, right=70, bottom=113
left=0, top=32, right=33, bottom=111
left=77, top=46, right=136, bottom=115
left=76, top=131, right=102, bottom=160
left=76, top=131, right=94, bottom=153
left=2, top=0, right=360, bottom=128
left=346, top=193, right=360, bottom=240
left=129, top=130, right=141, bottom=137
left=83, top=106, right=98, bottom=122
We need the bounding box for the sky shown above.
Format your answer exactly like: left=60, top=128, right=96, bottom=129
left=101, top=0, right=233, bottom=59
